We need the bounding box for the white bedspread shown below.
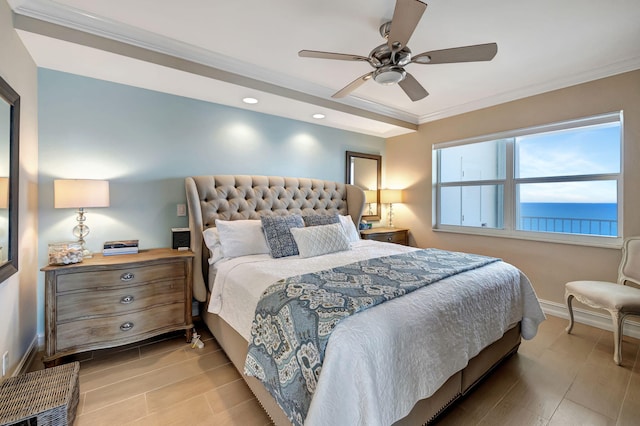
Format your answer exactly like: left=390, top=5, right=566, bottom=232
left=207, top=240, right=545, bottom=425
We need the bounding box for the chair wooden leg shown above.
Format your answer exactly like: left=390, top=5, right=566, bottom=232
left=565, top=294, right=575, bottom=334
left=610, top=310, right=624, bottom=366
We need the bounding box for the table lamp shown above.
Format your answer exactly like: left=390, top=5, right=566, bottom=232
left=54, top=179, right=110, bottom=258
left=380, top=189, right=403, bottom=227
left=363, top=189, right=377, bottom=215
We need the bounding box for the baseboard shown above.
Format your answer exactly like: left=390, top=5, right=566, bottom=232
left=14, top=335, right=40, bottom=377
left=539, top=298, right=640, bottom=340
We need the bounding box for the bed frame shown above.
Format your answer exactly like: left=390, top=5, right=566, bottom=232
left=186, top=175, right=521, bottom=425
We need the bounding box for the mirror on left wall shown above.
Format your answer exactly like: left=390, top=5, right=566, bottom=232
left=0, top=75, right=20, bottom=282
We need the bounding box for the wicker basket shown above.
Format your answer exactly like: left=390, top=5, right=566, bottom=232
left=0, top=362, right=80, bottom=426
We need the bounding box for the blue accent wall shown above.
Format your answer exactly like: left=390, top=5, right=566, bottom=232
left=37, top=68, right=384, bottom=333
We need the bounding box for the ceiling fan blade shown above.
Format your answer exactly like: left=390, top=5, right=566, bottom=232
left=299, top=50, right=370, bottom=62
left=332, top=72, right=374, bottom=98
left=398, top=72, right=428, bottom=101
left=412, top=43, right=498, bottom=64
left=387, top=0, right=427, bottom=49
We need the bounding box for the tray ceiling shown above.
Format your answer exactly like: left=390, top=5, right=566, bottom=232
left=9, top=0, right=640, bottom=137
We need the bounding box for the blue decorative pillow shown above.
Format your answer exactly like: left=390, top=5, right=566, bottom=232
left=261, top=215, right=305, bottom=258
left=303, top=213, right=340, bottom=227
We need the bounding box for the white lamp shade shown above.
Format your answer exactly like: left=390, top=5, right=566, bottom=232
left=54, top=179, right=110, bottom=208
left=363, top=190, right=377, bottom=204
left=0, top=177, right=8, bottom=209
left=380, top=189, right=403, bottom=204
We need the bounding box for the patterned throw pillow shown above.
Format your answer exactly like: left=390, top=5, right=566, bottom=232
left=261, top=215, right=305, bottom=258
left=303, top=213, right=340, bottom=227
left=290, top=223, right=351, bottom=258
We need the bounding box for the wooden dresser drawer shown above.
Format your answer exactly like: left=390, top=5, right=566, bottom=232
left=56, top=262, right=184, bottom=293
left=360, top=227, right=409, bottom=246
left=56, top=303, right=185, bottom=351
left=57, top=278, right=185, bottom=322
left=369, top=231, right=406, bottom=244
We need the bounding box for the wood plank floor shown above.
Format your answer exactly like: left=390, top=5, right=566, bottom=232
left=27, top=315, right=640, bottom=425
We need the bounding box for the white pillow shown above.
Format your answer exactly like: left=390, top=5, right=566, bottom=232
left=290, top=223, right=351, bottom=258
left=202, top=227, right=223, bottom=264
left=214, top=219, right=270, bottom=259
left=339, top=215, right=361, bottom=243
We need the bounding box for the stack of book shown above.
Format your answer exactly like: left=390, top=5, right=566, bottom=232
left=103, top=240, right=139, bottom=256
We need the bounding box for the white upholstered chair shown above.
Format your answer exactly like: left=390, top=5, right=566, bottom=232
left=565, top=236, right=640, bottom=365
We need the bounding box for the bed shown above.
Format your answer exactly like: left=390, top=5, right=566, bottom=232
left=185, top=175, right=545, bottom=425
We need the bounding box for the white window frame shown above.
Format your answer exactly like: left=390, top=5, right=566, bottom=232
left=432, top=111, right=624, bottom=248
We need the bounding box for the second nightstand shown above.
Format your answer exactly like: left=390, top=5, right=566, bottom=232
left=360, top=227, right=409, bottom=246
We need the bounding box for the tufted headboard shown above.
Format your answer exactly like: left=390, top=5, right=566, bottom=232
left=185, top=175, right=365, bottom=301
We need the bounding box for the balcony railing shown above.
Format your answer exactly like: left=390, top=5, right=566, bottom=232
left=519, top=216, right=618, bottom=236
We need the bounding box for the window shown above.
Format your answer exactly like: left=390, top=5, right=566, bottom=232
left=433, top=112, right=622, bottom=246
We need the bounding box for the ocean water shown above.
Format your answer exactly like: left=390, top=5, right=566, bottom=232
left=519, top=203, right=617, bottom=236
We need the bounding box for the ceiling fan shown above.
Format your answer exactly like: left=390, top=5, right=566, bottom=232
left=298, top=0, right=498, bottom=102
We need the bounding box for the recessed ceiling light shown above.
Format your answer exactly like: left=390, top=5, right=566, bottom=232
left=242, top=97, right=258, bottom=104
left=312, top=113, right=325, bottom=119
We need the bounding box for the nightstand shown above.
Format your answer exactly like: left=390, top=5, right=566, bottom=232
left=41, top=248, right=194, bottom=367
left=360, top=227, right=409, bottom=246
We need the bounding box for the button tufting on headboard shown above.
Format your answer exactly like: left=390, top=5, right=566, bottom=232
left=185, top=175, right=365, bottom=302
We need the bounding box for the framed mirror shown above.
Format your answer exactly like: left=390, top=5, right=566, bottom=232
left=346, top=151, right=381, bottom=221
left=0, top=74, right=20, bottom=282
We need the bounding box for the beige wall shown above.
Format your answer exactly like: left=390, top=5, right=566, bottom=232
left=386, top=70, right=640, bottom=306
left=0, top=0, right=39, bottom=376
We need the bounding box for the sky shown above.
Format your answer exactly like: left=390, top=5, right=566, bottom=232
left=438, top=120, right=621, bottom=205
left=516, top=122, right=620, bottom=203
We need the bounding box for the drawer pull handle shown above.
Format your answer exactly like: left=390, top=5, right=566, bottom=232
left=387, top=236, right=392, bottom=241
left=120, top=272, right=135, bottom=281
left=120, top=322, right=134, bottom=331
left=120, top=295, right=134, bottom=304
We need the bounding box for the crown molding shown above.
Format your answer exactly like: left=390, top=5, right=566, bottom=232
left=12, top=0, right=419, bottom=127
left=13, top=0, right=639, bottom=130
left=418, top=56, right=640, bottom=123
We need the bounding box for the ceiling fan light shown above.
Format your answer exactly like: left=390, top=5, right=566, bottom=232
left=373, top=66, right=406, bottom=85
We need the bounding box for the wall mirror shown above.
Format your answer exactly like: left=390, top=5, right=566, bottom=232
left=0, top=74, right=20, bottom=282
left=346, top=151, right=381, bottom=221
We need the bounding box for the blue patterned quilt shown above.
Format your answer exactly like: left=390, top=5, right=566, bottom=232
left=244, top=248, right=500, bottom=425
